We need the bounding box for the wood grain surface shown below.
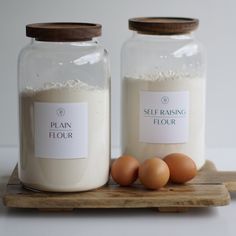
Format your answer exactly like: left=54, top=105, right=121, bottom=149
left=3, top=161, right=236, bottom=212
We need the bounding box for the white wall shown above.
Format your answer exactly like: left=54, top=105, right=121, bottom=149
left=0, top=0, right=236, bottom=148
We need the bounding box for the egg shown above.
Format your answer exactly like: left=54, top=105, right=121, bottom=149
left=139, top=157, right=170, bottom=190
left=111, top=155, right=140, bottom=186
left=163, top=153, right=197, bottom=184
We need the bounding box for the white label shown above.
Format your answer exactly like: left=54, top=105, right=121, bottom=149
left=139, top=91, right=189, bottom=143
left=34, top=102, right=88, bottom=159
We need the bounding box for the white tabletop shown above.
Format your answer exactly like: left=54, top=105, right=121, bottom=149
left=0, top=147, right=236, bottom=236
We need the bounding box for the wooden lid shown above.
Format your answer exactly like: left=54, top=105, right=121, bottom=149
left=26, top=22, right=102, bottom=42
left=129, top=17, right=199, bottom=35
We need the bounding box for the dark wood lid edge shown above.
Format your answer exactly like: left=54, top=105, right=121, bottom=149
left=26, top=22, right=102, bottom=42
left=129, top=17, right=199, bottom=35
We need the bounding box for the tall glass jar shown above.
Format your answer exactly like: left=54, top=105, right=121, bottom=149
left=121, top=17, right=206, bottom=169
left=18, top=23, right=110, bottom=192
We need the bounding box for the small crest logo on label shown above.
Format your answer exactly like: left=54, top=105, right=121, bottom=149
left=161, top=96, right=169, bottom=104
left=56, top=108, right=65, bottom=117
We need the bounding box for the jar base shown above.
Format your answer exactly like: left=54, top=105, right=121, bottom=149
left=21, top=181, right=108, bottom=193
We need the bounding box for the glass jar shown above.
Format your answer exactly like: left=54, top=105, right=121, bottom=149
left=121, top=17, right=206, bottom=169
left=18, top=23, right=110, bottom=192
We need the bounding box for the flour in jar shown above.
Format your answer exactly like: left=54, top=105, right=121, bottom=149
left=19, top=79, right=110, bottom=192
left=122, top=72, right=205, bottom=169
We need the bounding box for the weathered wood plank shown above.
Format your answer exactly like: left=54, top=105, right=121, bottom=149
left=3, top=183, right=230, bottom=209
left=2, top=160, right=235, bottom=211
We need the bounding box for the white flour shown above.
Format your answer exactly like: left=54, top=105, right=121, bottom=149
left=19, top=80, right=110, bottom=192
left=123, top=73, right=205, bottom=169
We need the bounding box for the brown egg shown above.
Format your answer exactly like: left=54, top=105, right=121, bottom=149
left=111, top=155, right=140, bottom=186
left=163, top=153, right=197, bottom=184
left=139, top=157, right=170, bottom=190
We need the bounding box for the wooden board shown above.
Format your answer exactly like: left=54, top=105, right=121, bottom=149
left=2, top=161, right=236, bottom=212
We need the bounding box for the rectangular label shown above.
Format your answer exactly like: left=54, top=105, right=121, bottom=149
left=34, top=102, right=88, bottom=159
left=139, top=91, right=189, bottom=143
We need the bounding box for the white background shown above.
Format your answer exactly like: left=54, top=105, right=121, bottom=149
left=0, top=0, right=236, bottom=149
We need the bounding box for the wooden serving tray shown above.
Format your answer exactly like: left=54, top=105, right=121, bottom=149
left=2, top=161, right=236, bottom=212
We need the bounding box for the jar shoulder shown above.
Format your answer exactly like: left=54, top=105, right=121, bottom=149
left=18, top=42, right=110, bottom=90
left=121, top=35, right=206, bottom=78
left=19, top=42, right=108, bottom=65
left=122, top=35, right=205, bottom=57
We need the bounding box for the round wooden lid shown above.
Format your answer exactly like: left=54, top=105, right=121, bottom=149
left=26, top=22, right=102, bottom=42
left=129, top=17, right=199, bottom=35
